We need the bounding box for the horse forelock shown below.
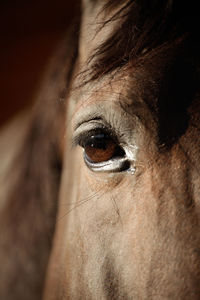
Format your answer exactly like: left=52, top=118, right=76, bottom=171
left=80, top=0, right=200, bottom=84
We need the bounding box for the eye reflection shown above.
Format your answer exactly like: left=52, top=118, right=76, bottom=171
left=79, top=131, right=125, bottom=163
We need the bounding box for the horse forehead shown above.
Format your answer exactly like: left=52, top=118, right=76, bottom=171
left=79, top=0, right=121, bottom=64
left=75, top=74, right=130, bottom=103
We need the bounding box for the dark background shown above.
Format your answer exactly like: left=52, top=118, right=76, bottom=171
left=0, top=0, right=75, bottom=127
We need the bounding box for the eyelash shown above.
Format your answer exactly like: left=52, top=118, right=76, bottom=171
left=73, top=127, right=112, bottom=146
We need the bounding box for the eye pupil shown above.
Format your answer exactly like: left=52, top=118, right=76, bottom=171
left=87, top=134, right=109, bottom=150
left=83, top=132, right=125, bottom=163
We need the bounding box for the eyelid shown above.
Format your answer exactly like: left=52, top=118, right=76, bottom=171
left=72, top=120, right=119, bottom=148
left=84, top=153, right=130, bottom=173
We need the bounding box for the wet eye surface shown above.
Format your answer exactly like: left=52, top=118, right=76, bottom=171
left=79, top=130, right=125, bottom=163
left=73, top=126, right=132, bottom=173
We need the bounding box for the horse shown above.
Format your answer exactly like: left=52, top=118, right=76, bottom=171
left=0, top=0, right=200, bottom=299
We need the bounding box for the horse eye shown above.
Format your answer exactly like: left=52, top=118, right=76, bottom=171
left=80, top=131, right=125, bottom=163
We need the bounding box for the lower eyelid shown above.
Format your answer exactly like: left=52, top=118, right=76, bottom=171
left=84, top=153, right=130, bottom=173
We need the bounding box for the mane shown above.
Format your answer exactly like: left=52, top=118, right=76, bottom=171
left=87, top=0, right=200, bottom=82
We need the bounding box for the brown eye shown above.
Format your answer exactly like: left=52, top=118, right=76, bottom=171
left=81, top=132, right=125, bottom=163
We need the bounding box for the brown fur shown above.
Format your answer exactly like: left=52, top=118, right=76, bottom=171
left=1, top=1, right=200, bottom=299
left=44, top=1, right=200, bottom=299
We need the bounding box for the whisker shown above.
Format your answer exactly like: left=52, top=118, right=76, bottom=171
left=56, top=189, right=108, bottom=222
left=111, top=196, right=123, bottom=226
